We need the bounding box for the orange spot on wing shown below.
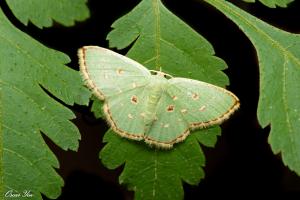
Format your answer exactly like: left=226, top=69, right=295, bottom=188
left=167, top=105, right=175, bottom=112
left=131, top=95, right=138, bottom=104
left=117, top=68, right=124, bottom=75
left=192, top=93, right=199, bottom=100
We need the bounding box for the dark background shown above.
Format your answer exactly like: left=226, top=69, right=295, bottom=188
left=2, top=0, right=300, bottom=199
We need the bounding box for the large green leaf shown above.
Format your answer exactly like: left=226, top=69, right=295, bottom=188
left=206, top=0, right=300, bottom=175
left=0, top=6, right=90, bottom=199
left=5, top=0, right=90, bottom=28
left=107, top=0, right=228, bottom=86
left=99, top=0, right=232, bottom=199
left=100, top=128, right=220, bottom=200
left=242, top=0, right=294, bottom=8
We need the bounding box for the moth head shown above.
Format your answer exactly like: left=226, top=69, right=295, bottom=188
left=149, top=70, right=173, bottom=79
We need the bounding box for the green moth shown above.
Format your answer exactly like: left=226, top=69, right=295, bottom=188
left=78, top=46, right=240, bottom=148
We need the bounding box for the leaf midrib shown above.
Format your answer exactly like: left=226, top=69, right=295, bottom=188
left=152, top=149, right=158, bottom=199
left=152, top=0, right=161, bottom=70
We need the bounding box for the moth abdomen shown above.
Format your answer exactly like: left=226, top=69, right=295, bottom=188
left=143, top=82, right=163, bottom=126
